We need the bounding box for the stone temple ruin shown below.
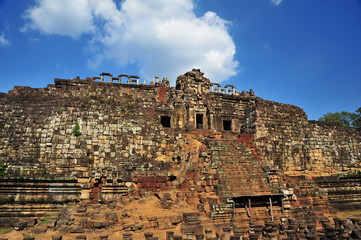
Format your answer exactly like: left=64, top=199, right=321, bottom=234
left=0, top=69, right=361, bottom=239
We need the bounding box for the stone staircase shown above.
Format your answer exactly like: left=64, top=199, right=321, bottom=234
left=208, top=138, right=274, bottom=197
left=205, top=136, right=286, bottom=225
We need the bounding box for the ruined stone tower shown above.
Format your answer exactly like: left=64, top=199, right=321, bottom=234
left=0, top=69, right=361, bottom=238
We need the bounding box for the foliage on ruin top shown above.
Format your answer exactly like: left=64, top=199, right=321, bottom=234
left=319, top=107, right=361, bottom=131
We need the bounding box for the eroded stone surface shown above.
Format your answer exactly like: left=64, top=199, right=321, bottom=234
left=0, top=69, right=360, bottom=238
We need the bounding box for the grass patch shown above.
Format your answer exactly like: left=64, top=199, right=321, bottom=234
left=40, top=212, right=60, bottom=224
left=0, top=229, right=12, bottom=235
left=22, top=234, right=35, bottom=239
left=40, top=215, right=52, bottom=224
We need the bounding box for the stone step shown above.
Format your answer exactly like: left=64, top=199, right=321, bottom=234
left=209, top=138, right=278, bottom=198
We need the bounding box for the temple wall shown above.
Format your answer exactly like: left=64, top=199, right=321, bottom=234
left=253, top=99, right=361, bottom=177
left=0, top=78, right=252, bottom=181
left=0, top=82, right=180, bottom=180
left=1, top=70, right=361, bottom=228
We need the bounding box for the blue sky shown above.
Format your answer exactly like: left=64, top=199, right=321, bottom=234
left=0, top=0, right=360, bottom=120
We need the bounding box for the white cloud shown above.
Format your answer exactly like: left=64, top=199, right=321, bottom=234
left=0, top=34, right=10, bottom=46
left=23, top=0, right=94, bottom=39
left=23, top=0, right=239, bottom=83
left=271, top=0, right=283, bottom=6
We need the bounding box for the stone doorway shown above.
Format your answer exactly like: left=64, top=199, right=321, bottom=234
left=196, top=114, right=204, bottom=129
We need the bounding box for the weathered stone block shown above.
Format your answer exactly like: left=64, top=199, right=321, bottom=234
left=170, top=215, right=183, bottom=225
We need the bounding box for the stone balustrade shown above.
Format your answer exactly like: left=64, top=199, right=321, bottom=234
left=209, top=83, right=255, bottom=97
left=83, top=73, right=170, bottom=86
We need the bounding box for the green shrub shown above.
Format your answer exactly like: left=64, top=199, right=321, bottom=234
left=41, top=168, right=47, bottom=177
left=0, top=163, right=6, bottom=176
left=72, top=122, right=82, bottom=136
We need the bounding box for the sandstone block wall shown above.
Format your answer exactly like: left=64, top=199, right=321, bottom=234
left=0, top=83, right=177, bottom=180
left=254, top=99, right=361, bottom=177
left=0, top=69, right=360, bottom=205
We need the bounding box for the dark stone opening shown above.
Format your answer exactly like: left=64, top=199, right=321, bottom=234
left=232, top=195, right=283, bottom=208
left=223, top=120, right=232, bottom=131
left=161, top=116, right=171, bottom=128
left=196, top=114, right=204, bottom=129
left=169, top=175, right=177, bottom=181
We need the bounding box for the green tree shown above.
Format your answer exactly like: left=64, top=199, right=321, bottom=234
left=319, top=108, right=361, bottom=131
left=353, top=107, right=361, bottom=131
